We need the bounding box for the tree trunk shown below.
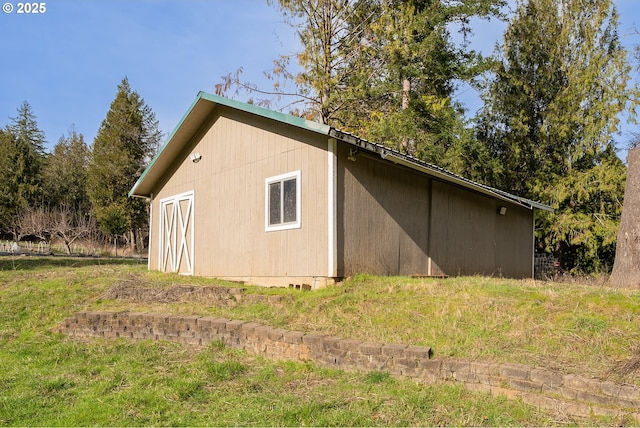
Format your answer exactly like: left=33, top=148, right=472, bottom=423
left=136, top=228, right=146, bottom=253
left=609, top=147, right=640, bottom=288
left=402, top=78, right=411, bottom=111
left=400, top=77, right=412, bottom=152
left=401, top=78, right=411, bottom=110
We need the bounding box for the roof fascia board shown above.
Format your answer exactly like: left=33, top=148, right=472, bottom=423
left=129, top=94, right=205, bottom=198
left=129, top=92, right=331, bottom=198
left=197, top=92, right=332, bottom=135
left=384, top=153, right=532, bottom=210
left=329, top=128, right=553, bottom=212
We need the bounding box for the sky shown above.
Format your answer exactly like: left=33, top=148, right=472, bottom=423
left=1, top=0, right=639, bottom=157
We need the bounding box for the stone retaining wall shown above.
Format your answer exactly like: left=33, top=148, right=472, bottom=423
left=56, top=311, right=640, bottom=422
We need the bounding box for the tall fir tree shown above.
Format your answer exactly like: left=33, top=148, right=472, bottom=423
left=0, top=102, right=46, bottom=238
left=475, top=0, right=636, bottom=272
left=9, top=101, right=46, bottom=158
left=87, top=78, right=161, bottom=251
left=42, top=128, right=91, bottom=213
left=341, top=0, right=503, bottom=172
left=244, top=0, right=503, bottom=177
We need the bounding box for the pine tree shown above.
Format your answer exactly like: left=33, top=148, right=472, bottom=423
left=0, top=102, right=47, bottom=238
left=475, top=0, right=636, bottom=272
left=42, top=128, right=91, bottom=212
left=254, top=0, right=503, bottom=176
left=343, top=0, right=502, bottom=169
left=9, top=101, right=46, bottom=158
left=87, top=78, right=161, bottom=252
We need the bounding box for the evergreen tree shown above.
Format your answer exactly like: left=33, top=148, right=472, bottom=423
left=341, top=0, right=502, bottom=172
left=42, top=128, right=91, bottom=212
left=40, top=129, right=94, bottom=252
left=241, top=0, right=502, bottom=177
left=9, top=101, right=46, bottom=158
left=475, top=0, right=636, bottom=272
left=0, top=128, right=20, bottom=236
left=87, top=78, right=161, bottom=252
left=8, top=101, right=46, bottom=206
left=536, top=147, right=626, bottom=272
left=0, top=102, right=47, bottom=238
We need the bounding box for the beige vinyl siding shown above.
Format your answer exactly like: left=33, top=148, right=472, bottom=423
left=337, top=144, right=534, bottom=279
left=338, top=147, right=431, bottom=276
left=149, top=106, right=329, bottom=279
left=429, top=180, right=533, bottom=278
left=494, top=201, right=534, bottom=278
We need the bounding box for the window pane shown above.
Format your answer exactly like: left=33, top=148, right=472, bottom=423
left=283, top=178, right=297, bottom=223
left=269, top=182, right=281, bottom=225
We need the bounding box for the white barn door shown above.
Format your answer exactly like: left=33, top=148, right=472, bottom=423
left=158, top=191, right=194, bottom=275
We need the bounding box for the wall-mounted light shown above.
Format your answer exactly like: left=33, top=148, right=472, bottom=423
left=498, top=206, right=507, bottom=216
left=348, top=148, right=359, bottom=162
left=189, top=152, right=202, bottom=163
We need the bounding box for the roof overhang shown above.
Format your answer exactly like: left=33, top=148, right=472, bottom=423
left=129, top=91, right=552, bottom=213
left=129, top=92, right=331, bottom=198
left=328, top=128, right=553, bottom=212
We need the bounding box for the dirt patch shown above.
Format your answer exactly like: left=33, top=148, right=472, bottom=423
left=102, top=281, right=284, bottom=307
left=103, top=281, right=246, bottom=305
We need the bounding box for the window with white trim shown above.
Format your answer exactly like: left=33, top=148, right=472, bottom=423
left=265, top=170, right=301, bottom=231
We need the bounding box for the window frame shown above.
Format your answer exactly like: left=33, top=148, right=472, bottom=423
left=265, top=170, right=301, bottom=232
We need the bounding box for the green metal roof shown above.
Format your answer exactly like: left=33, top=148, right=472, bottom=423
left=129, top=91, right=552, bottom=212
left=328, top=128, right=553, bottom=212
left=197, top=92, right=331, bottom=134
left=129, top=92, right=331, bottom=197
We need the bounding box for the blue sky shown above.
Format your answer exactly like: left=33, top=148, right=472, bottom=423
left=0, top=0, right=638, bottom=156
left=0, top=0, right=298, bottom=151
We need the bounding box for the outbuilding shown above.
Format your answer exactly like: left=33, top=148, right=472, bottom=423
left=129, top=92, right=552, bottom=287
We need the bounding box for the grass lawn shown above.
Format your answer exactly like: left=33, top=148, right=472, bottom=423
left=1, top=256, right=639, bottom=426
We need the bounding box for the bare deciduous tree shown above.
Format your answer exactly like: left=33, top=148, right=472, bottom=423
left=19, top=206, right=52, bottom=245
left=17, top=205, right=99, bottom=255
left=50, top=205, right=96, bottom=255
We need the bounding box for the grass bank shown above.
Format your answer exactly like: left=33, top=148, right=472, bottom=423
left=1, top=256, right=638, bottom=425
left=95, top=270, right=640, bottom=386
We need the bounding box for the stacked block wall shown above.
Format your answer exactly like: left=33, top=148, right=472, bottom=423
left=56, top=311, right=640, bottom=422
